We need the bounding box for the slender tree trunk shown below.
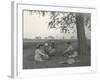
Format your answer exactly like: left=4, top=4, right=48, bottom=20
left=76, top=13, right=87, bottom=55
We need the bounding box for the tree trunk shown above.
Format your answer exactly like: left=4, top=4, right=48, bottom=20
left=76, top=13, right=87, bottom=55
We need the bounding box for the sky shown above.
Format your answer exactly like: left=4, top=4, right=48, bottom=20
left=23, top=10, right=90, bottom=40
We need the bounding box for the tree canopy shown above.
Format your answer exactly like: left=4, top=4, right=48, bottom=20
left=28, top=10, right=91, bottom=34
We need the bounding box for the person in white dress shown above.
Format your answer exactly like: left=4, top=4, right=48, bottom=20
left=34, top=44, right=48, bottom=62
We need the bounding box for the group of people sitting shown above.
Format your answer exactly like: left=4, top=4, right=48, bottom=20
left=34, top=41, right=78, bottom=62
left=34, top=41, right=56, bottom=62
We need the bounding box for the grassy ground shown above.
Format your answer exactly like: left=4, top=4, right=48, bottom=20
left=23, top=39, right=90, bottom=69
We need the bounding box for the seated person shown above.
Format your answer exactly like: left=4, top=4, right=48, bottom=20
left=44, top=43, right=49, bottom=55
left=63, top=42, right=74, bottom=56
left=34, top=44, right=48, bottom=62
left=44, top=42, right=56, bottom=56
left=48, top=46, right=56, bottom=56
left=48, top=41, right=56, bottom=56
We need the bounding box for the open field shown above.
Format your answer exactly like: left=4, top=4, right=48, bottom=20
left=23, top=39, right=91, bottom=69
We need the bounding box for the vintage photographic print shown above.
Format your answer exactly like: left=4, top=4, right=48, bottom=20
left=23, top=10, right=91, bottom=69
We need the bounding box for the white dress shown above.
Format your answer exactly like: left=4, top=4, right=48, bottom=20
left=34, top=49, right=48, bottom=61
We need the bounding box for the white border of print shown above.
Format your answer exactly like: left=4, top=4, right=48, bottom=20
left=11, top=1, right=97, bottom=79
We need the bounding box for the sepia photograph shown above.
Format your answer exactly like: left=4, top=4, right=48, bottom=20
left=23, top=10, right=91, bottom=69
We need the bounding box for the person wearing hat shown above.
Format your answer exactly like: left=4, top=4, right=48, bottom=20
left=44, top=43, right=50, bottom=55
left=48, top=41, right=56, bottom=56
left=44, top=42, right=56, bottom=57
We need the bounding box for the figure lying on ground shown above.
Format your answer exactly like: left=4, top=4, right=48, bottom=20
left=58, top=58, right=80, bottom=64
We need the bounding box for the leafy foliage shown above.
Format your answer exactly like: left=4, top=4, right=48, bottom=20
left=48, top=12, right=76, bottom=33
left=28, top=10, right=91, bottom=33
